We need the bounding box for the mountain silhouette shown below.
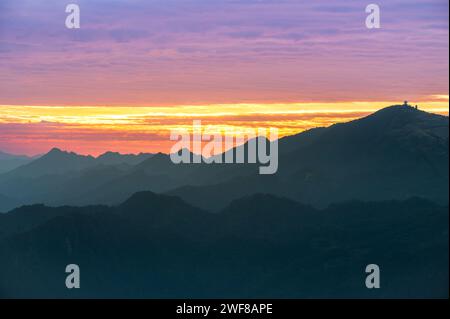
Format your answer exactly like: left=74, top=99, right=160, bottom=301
left=0, top=148, right=154, bottom=179
left=0, top=105, right=448, bottom=212
left=0, top=149, right=155, bottom=208
left=170, top=105, right=449, bottom=210
left=96, top=151, right=154, bottom=166
left=0, top=191, right=447, bottom=298
left=2, top=148, right=96, bottom=179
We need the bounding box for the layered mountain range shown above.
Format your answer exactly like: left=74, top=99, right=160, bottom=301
left=0, top=192, right=447, bottom=298
left=0, top=105, right=448, bottom=212
left=0, top=105, right=448, bottom=298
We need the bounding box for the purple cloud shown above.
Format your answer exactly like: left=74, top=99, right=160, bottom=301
left=0, top=0, right=448, bottom=105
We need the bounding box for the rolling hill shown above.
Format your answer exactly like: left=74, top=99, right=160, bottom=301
left=0, top=191, right=447, bottom=298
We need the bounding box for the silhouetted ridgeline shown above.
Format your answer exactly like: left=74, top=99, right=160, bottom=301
left=0, top=105, right=448, bottom=212
left=0, top=192, right=448, bottom=298
left=169, top=105, right=449, bottom=210
left=0, top=105, right=448, bottom=298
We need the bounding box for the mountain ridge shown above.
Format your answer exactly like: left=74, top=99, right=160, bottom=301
left=0, top=190, right=447, bottom=298
left=169, top=105, right=449, bottom=210
left=0, top=105, right=448, bottom=212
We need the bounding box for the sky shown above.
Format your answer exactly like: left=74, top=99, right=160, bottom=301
left=0, top=0, right=448, bottom=156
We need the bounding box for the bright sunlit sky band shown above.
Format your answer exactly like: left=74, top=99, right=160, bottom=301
left=0, top=0, right=448, bottom=155
left=1, top=99, right=448, bottom=156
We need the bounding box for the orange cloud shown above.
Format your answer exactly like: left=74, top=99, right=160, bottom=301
left=0, top=101, right=448, bottom=156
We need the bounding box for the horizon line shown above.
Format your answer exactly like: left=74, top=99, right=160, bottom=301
left=2, top=103, right=448, bottom=158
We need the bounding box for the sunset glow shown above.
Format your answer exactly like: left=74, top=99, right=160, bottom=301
left=1, top=0, right=448, bottom=156
left=1, top=99, right=448, bottom=156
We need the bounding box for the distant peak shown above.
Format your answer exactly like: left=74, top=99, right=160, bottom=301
left=369, top=104, right=437, bottom=119
left=47, top=147, right=65, bottom=155
left=44, top=148, right=94, bottom=159
left=97, top=151, right=120, bottom=158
